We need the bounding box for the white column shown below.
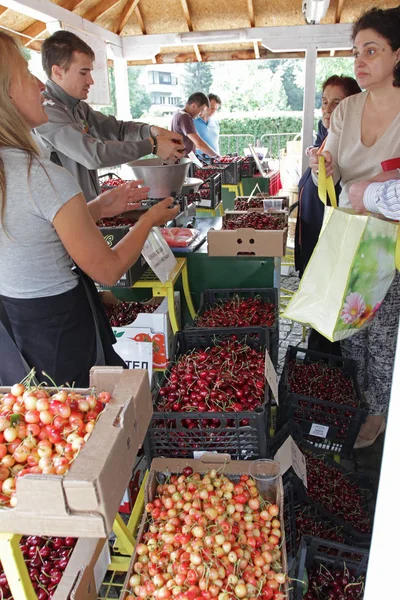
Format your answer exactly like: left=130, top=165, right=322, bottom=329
left=301, top=45, right=317, bottom=174
left=113, top=57, right=132, bottom=121
left=364, top=320, right=400, bottom=599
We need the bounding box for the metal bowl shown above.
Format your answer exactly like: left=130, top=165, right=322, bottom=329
left=127, top=157, right=192, bottom=198
left=181, top=177, right=204, bottom=195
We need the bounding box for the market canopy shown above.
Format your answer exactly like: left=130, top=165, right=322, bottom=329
left=1, top=0, right=399, bottom=63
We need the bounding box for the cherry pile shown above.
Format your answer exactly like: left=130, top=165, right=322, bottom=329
left=100, top=177, right=126, bottom=190
left=303, top=453, right=372, bottom=534
left=105, top=301, right=156, bottom=327
left=304, top=563, right=365, bottom=600
left=195, top=295, right=276, bottom=328
left=0, top=535, right=76, bottom=599
left=127, top=469, right=286, bottom=600
left=194, top=166, right=225, bottom=179
left=288, top=361, right=358, bottom=407
left=234, top=198, right=266, bottom=210
left=156, top=338, right=265, bottom=414
left=97, top=215, right=136, bottom=227
left=295, top=504, right=345, bottom=544
left=0, top=383, right=111, bottom=508
left=223, top=213, right=286, bottom=231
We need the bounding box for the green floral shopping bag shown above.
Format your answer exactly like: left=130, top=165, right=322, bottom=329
left=283, top=157, right=399, bottom=341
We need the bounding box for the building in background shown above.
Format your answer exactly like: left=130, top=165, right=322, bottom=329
left=141, top=64, right=183, bottom=114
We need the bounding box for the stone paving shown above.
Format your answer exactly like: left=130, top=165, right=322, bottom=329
left=278, top=270, right=309, bottom=374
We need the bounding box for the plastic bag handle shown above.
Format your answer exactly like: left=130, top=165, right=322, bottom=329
left=248, top=183, right=263, bottom=201
left=318, top=155, right=337, bottom=208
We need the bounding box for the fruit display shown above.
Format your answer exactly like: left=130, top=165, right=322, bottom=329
left=194, top=295, right=276, bottom=329
left=0, top=383, right=111, bottom=508
left=304, top=561, right=365, bottom=600
left=214, top=155, right=242, bottom=164
left=105, top=300, right=157, bottom=327
left=0, top=535, right=77, bottom=599
left=295, top=504, right=346, bottom=544
left=300, top=452, right=372, bottom=536
left=234, top=198, right=266, bottom=210
left=288, top=361, right=359, bottom=407
left=98, top=215, right=136, bottom=227
left=126, top=468, right=287, bottom=600
left=99, top=176, right=126, bottom=191
left=222, top=213, right=287, bottom=231
left=156, top=337, right=265, bottom=414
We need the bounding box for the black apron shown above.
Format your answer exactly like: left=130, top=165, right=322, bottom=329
left=0, top=271, right=126, bottom=387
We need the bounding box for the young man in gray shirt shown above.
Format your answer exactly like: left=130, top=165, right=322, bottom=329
left=36, top=31, right=184, bottom=201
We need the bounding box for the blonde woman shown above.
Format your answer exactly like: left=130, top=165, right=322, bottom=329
left=0, top=32, right=179, bottom=386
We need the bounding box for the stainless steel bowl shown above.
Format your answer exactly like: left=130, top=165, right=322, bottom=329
left=181, top=177, right=204, bottom=195
left=127, top=157, right=192, bottom=198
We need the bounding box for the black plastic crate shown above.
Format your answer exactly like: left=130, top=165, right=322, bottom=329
left=269, top=422, right=375, bottom=544
left=278, top=346, right=367, bottom=456
left=144, top=328, right=271, bottom=462
left=283, top=480, right=297, bottom=575
left=98, top=172, right=125, bottom=192
left=211, top=157, right=243, bottom=184
left=99, top=226, right=148, bottom=287
left=292, top=536, right=369, bottom=600
left=188, top=288, right=279, bottom=367
left=196, top=172, right=222, bottom=209
left=240, top=156, right=256, bottom=178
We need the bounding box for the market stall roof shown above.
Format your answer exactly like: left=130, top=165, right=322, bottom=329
left=0, top=0, right=399, bottom=63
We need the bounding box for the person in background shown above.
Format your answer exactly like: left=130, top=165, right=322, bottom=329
left=295, top=75, right=361, bottom=356
left=310, top=6, right=400, bottom=448
left=349, top=171, right=400, bottom=218
left=171, top=92, right=219, bottom=158
left=194, top=93, right=222, bottom=157
left=0, top=31, right=179, bottom=387
left=35, top=31, right=184, bottom=201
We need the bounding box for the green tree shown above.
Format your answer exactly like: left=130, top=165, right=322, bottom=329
left=128, top=67, right=151, bottom=118
left=315, top=57, right=355, bottom=106
left=182, top=63, right=213, bottom=99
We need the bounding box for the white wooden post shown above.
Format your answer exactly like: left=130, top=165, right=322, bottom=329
left=301, top=45, right=317, bottom=174
left=364, top=321, right=400, bottom=599
left=113, top=57, right=132, bottom=121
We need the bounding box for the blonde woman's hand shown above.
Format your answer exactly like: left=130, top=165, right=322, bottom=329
left=99, top=180, right=150, bottom=218
left=141, top=197, right=180, bottom=227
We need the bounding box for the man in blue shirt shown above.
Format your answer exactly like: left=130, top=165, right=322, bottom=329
left=195, top=93, right=221, bottom=157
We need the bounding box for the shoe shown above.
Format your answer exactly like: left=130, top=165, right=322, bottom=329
left=354, top=418, right=386, bottom=449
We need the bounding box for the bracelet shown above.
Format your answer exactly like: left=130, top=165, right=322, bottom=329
left=151, top=135, right=158, bottom=155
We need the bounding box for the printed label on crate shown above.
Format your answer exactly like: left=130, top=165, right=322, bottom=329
left=113, top=340, right=153, bottom=382
left=193, top=450, right=219, bottom=459
left=264, top=349, right=279, bottom=404
left=142, top=228, right=177, bottom=283
left=309, top=423, right=329, bottom=438
left=274, top=435, right=307, bottom=488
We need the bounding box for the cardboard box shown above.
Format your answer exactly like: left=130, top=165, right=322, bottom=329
left=100, top=226, right=148, bottom=287
left=208, top=211, right=288, bottom=257
left=112, top=293, right=181, bottom=369
left=53, top=538, right=109, bottom=600
left=120, top=455, right=288, bottom=600
left=0, top=367, right=153, bottom=537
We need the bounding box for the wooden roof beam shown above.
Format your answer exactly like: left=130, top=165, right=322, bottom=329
left=247, top=0, right=255, bottom=28
left=193, top=43, right=201, bottom=62
left=82, top=0, right=121, bottom=23
left=116, top=0, right=140, bottom=34
left=253, top=40, right=259, bottom=59
left=335, top=0, right=345, bottom=24
left=134, top=4, right=146, bottom=34
left=181, top=0, right=193, bottom=31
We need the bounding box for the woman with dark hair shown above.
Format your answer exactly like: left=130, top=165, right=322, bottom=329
left=310, top=6, right=400, bottom=448
left=295, top=75, right=361, bottom=355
